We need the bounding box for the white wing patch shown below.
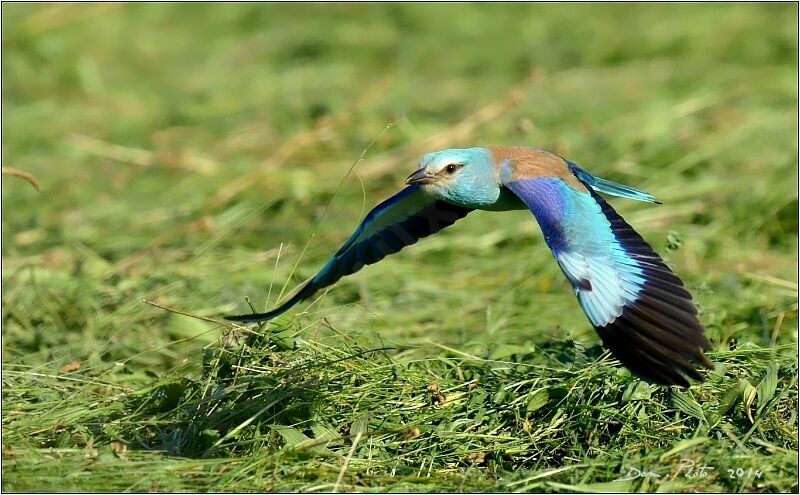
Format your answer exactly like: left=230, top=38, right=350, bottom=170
left=557, top=251, right=622, bottom=326
left=556, top=245, right=646, bottom=327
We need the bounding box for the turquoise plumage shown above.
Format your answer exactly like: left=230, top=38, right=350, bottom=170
left=227, top=146, right=712, bottom=386
left=567, top=161, right=659, bottom=204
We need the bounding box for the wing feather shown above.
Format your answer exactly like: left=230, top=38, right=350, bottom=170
left=504, top=174, right=712, bottom=386
left=226, top=185, right=472, bottom=323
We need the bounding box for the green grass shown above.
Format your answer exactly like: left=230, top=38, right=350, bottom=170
left=2, top=3, right=797, bottom=492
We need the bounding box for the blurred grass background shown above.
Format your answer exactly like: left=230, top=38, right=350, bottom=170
left=2, top=2, right=797, bottom=492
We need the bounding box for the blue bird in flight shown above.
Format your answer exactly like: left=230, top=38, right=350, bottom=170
left=227, top=147, right=712, bottom=386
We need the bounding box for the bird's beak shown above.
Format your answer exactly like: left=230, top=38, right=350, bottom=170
left=405, top=168, right=434, bottom=185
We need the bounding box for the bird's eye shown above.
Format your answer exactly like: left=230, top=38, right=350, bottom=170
left=444, top=163, right=460, bottom=174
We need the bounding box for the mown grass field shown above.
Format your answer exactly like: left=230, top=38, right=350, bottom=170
left=2, top=3, right=798, bottom=492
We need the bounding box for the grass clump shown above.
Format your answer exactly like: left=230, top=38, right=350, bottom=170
left=3, top=331, right=796, bottom=491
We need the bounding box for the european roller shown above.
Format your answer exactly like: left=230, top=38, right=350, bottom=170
left=227, top=147, right=713, bottom=386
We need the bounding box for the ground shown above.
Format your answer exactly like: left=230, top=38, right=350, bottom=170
left=2, top=3, right=798, bottom=492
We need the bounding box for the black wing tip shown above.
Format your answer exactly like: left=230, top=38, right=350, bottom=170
left=224, top=311, right=276, bottom=324
left=597, top=277, right=712, bottom=387
left=596, top=303, right=713, bottom=387
left=225, top=280, right=320, bottom=324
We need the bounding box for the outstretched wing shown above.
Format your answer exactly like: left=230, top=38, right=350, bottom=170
left=226, top=185, right=472, bottom=323
left=504, top=174, right=712, bottom=386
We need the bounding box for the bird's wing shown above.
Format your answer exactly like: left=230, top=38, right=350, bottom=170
left=503, top=171, right=712, bottom=386
left=226, top=184, right=472, bottom=323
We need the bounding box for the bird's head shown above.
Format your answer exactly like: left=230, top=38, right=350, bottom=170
left=405, top=147, right=501, bottom=208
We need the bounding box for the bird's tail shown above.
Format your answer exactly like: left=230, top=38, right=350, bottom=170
left=225, top=280, right=318, bottom=323
left=567, top=161, right=660, bottom=204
